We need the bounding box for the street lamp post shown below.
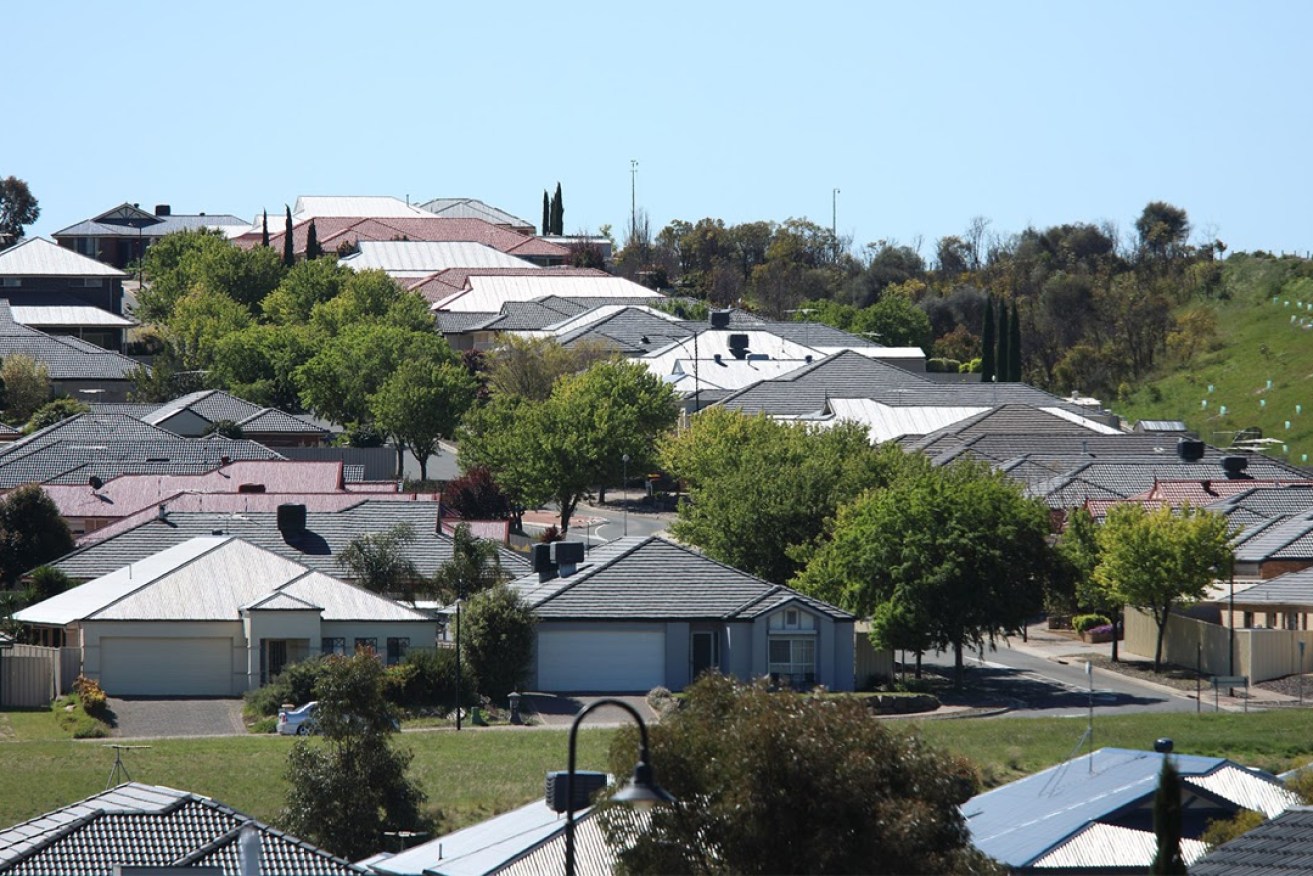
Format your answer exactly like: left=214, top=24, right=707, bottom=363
left=564, top=698, right=674, bottom=876
left=622, top=454, right=630, bottom=537
left=454, top=593, right=463, bottom=731
left=1229, top=555, right=1236, bottom=677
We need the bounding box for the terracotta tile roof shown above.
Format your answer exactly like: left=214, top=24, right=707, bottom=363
left=236, top=217, right=569, bottom=260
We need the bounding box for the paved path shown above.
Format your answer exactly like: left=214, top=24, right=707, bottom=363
left=106, top=697, right=246, bottom=738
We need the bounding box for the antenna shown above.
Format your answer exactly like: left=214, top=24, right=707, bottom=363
left=105, top=744, right=151, bottom=788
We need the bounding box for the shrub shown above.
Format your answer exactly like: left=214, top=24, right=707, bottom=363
left=1202, top=808, right=1266, bottom=850
left=393, top=647, right=477, bottom=711
left=74, top=674, right=108, bottom=716
left=1072, top=613, right=1112, bottom=634
left=926, top=357, right=962, bottom=373
left=243, top=656, right=330, bottom=717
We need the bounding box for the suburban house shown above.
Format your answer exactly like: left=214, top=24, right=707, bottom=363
left=15, top=536, right=438, bottom=696
left=0, top=782, right=367, bottom=874
left=963, top=746, right=1299, bottom=873
left=0, top=237, right=134, bottom=349
left=416, top=197, right=537, bottom=234
left=51, top=202, right=248, bottom=269
left=340, top=240, right=539, bottom=280
left=93, top=388, right=332, bottom=447
left=432, top=275, right=663, bottom=318
left=509, top=536, right=855, bottom=694
left=0, top=303, right=144, bottom=404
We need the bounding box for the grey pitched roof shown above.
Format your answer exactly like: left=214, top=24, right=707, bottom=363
left=1233, top=514, right=1313, bottom=563
left=435, top=311, right=502, bottom=332
left=556, top=307, right=693, bottom=354
left=1023, top=456, right=1309, bottom=508
left=1228, top=565, right=1313, bottom=606
left=510, top=536, right=852, bottom=621
left=49, top=500, right=530, bottom=582
left=0, top=302, right=142, bottom=380
left=717, top=349, right=1085, bottom=417
left=1211, top=484, right=1313, bottom=519
left=417, top=197, right=535, bottom=229
left=0, top=412, right=282, bottom=488
left=1192, top=805, right=1313, bottom=875
left=0, top=782, right=366, bottom=875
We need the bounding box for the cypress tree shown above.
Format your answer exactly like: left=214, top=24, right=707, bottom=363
left=542, top=190, right=550, bottom=236
left=261, top=210, right=269, bottom=248
left=980, top=296, right=996, bottom=383
left=996, top=299, right=1010, bottom=382
left=1150, top=758, right=1187, bottom=874
left=1008, top=301, right=1022, bottom=383
left=282, top=206, right=295, bottom=268
left=305, top=219, right=322, bottom=260
left=551, top=182, right=564, bottom=235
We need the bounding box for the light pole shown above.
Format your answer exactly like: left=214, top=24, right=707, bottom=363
left=831, top=188, right=840, bottom=260
left=1229, top=554, right=1236, bottom=677
left=454, top=591, right=463, bottom=731
left=622, top=453, right=630, bottom=537
left=564, top=698, right=673, bottom=876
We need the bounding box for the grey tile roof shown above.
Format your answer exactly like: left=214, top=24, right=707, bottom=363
left=0, top=782, right=366, bottom=875
left=0, top=302, right=142, bottom=381
left=1022, top=456, right=1309, bottom=508
left=49, top=500, right=530, bottom=582
left=510, top=536, right=851, bottom=621
left=53, top=213, right=248, bottom=239
left=1190, top=805, right=1313, bottom=875
left=435, top=311, right=501, bottom=333
left=556, top=308, right=693, bottom=353
left=1229, top=565, right=1313, bottom=606
left=1210, top=484, right=1313, bottom=519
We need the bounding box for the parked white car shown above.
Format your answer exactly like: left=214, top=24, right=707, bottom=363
left=276, top=701, right=317, bottom=735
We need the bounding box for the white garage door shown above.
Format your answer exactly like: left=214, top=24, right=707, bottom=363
left=538, top=629, right=665, bottom=693
left=100, top=637, right=233, bottom=696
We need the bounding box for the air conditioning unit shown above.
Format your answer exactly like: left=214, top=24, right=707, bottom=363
left=545, top=770, right=608, bottom=813
left=551, top=541, right=586, bottom=566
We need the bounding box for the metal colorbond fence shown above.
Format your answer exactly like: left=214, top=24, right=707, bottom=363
left=1, top=644, right=60, bottom=707
left=1125, top=608, right=1313, bottom=683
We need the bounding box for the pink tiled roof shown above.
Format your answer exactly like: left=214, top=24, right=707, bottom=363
left=440, top=517, right=510, bottom=544
left=75, top=490, right=439, bottom=547
left=1132, top=479, right=1308, bottom=507
left=236, top=217, right=569, bottom=260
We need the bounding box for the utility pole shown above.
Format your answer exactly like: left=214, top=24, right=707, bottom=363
left=832, top=188, right=840, bottom=261
left=630, top=159, right=639, bottom=243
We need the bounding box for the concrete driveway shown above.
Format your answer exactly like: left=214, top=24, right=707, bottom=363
left=106, top=697, right=247, bottom=738
left=519, top=693, right=657, bottom=728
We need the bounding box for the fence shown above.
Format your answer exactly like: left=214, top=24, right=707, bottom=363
left=1, top=644, right=61, bottom=707
left=1124, top=608, right=1313, bottom=683
left=854, top=624, right=895, bottom=686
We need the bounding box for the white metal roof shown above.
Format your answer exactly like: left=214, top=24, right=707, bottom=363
left=642, top=330, right=824, bottom=373
left=0, top=238, right=126, bottom=278
left=434, top=275, right=662, bottom=312
left=1038, top=406, right=1124, bottom=434
left=339, top=241, right=534, bottom=274
left=823, top=398, right=991, bottom=442
left=291, top=195, right=431, bottom=220
left=841, top=345, right=928, bottom=359
left=662, top=357, right=813, bottom=391
left=11, top=305, right=135, bottom=328
left=1032, top=822, right=1209, bottom=870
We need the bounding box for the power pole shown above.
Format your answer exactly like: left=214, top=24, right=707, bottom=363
left=630, top=159, right=639, bottom=243
left=832, top=188, right=840, bottom=261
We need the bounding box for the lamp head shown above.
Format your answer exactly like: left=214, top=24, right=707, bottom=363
left=612, top=759, right=675, bottom=811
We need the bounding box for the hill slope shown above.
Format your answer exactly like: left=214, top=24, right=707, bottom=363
left=1114, top=254, right=1313, bottom=467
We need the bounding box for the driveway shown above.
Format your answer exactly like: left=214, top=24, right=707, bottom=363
left=106, top=697, right=247, bottom=738
left=519, top=693, right=657, bottom=728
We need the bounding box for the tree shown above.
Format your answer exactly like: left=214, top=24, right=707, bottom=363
left=369, top=358, right=478, bottom=481
left=980, top=295, right=996, bottom=382
left=0, top=485, right=74, bottom=584
left=440, top=466, right=512, bottom=520
left=337, top=523, right=422, bottom=603
left=1008, top=300, right=1022, bottom=382
left=430, top=522, right=508, bottom=604
left=793, top=458, right=1052, bottom=684
left=261, top=257, right=349, bottom=326
left=1151, top=757, right=1188, bottom=874
left=0, top=177, right=39, bottom=248
left=1137, top=201, right=1190, bottom=261
left=661, top=408, right=911, bottom=584
left=135, top=229, right=282, bottom=321
left=1094, top=504, right=1233, bottom=672
left=996, top=298, right=1010, bottom=382
left=550, top=182, right=563, bottom=235
left=461, top=583, right=535, bottom=702
left=542, top=190, right=550, bottom=235
left=260, top=210, right=269, bottom=248
left=305, top=219, right=323, bottom=260
left=26, top=397, right=89, bottom=433
left=209, top=322, right=315, bottom=411
left=282, top=652, right=426, bottom=861
left=601, top=674, right=995, bottom=875
left=1, top=354, right=51, bottom=422
left=851, top=294, right=933, bottom=351
left=1057, top=508, right=1125, bottom=660
left=163, top=288, right=253, bottom=371
left=485, top=335, right=612, bottom=402
left=283, top=205, right=295, bottom=268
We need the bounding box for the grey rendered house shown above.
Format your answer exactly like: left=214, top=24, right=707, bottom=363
left=510, top=536, right=855, bottom=693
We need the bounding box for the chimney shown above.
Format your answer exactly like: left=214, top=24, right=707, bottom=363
left=709, top=310, right=731, bottom=330
left=220, top=455, right=231, bottom=467
left=727, top=333, right=750, bottom=359
left=156, top=503, right=169, bottom=521
left=154, top=204, right=171, bottom=217
left=550, top=541, right=586, bottom=576
left=276, top=503, right=307, bottom=537
left=532, top=543, right=556, bottom=582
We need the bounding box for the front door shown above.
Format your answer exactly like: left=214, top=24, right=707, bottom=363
left=691, top=631, right=716, bottom=678
left=266, top=640, right=289, bottom=682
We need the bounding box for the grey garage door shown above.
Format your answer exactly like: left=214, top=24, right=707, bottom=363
left=100, top=637, right=233, bottom=696
left=537, top=629, right=665, bottom=692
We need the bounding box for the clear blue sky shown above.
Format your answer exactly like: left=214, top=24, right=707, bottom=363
left=10, top=1, right=1311, bottom=258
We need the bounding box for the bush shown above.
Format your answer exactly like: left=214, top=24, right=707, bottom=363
left=243, top=656, right=331, bottom=717
left=393, top=647, right=477, bottom=711
left=1202, top=808, right=1266, bottom=850
left=926, top=357, right=962, bottom=373
left=73, top=674, right=108, bottom=716
left=1072, top=613, right=1112, bottom=634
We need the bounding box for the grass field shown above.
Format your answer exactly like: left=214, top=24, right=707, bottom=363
left=5, top=703, right=1312, bottom=837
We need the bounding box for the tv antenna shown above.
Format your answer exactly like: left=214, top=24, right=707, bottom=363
left=105, top=744, right=151, bottom=788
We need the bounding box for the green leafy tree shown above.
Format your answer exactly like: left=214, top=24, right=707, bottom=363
left=461, top=583, right=535, bottom=701
left=0, top=177, right=39, bottom=247
left=202, top=419, right=243, bottom=439
left=337, top=523, right=422, bottom=603
left=1137, top=201, right=1191, bottom=261
left=852, top=293, right=933, bottom=351
left=1, top=354, right=51, bottom=422
left=209, top=322, right=315, bottom=411
left=1008, top=300, right=1022, bottom=382
left=309, top=270, right=431, bottom=336
left=1151, top=757, right=1188, bottom=874
left=262, top=255, right=350, bottom=325
left=26, top=565, right=73, bottom=603
left=602, top=674, right=996, bottom=875
left=282, top=652, right=426, bottom=861
left=1094, top=504, right=1233, bottom=672
left=304, top=219, right=322, bottom=260
left=661, top=408, right=910, bottom=583
left=460, top=360, right=678, bottom=533
left=996, top=298, right=1011, bottom=382
left=136, top=229, right=282, bottom=321
left=163, top=288, right=253, bottom=372
left=25, top=397, right=89, bottom=433
left=485, top=335, right=612, bottom=402
left=1057, top=508, right=1126, bottom=659
left=282, top=205, right=294, bottom=267
left=980, top=294, right=996, bottom=382
left=0, top=485, right=74, bottom=584
left=370, top=359, right=478, bottom=482
left=542, top=190, right=550, bottom=235
left=793, top=458, right=1052, bottom=684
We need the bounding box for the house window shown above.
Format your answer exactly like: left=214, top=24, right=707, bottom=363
left=768, top=636, right=816, bottom=688
left=1243, top=611, right=1254, bottom=629
left=76, top=237, right=97, bottom=257
left=0, top=278, right=20, bottom=287
left=386, top=637, right=410, bottom=665
left=72, top=278, right=103, bottom=287
left=785, top=609, right=800, bottom=628
left=354, top=637, right=378, bottom=656
left=321, top=637, right=346, bottom=656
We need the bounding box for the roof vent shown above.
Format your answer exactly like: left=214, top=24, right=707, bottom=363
left=88, top=475, right=103, bottom=491
left=1221, top=455, right=1249, bottom=477
left=1153, top=737, right=1174, bottom=754
left=728, top=334, right=750, bottom=359
left=1176, top=438, right=1205, bottom=462
left=709, top=310, right=731, bottom=330
left=545, top=770, right=607, bottom=813
left=551, top=541, right=586, bottom=576
left=277, top=503, right=307, bottom=537
left=156, top=503, right=168, bottom=521
left=237, top=483, right=266, bottom=494
left=154, top=204, right=171, bottom=217
left=713, top=353, right=722, bottom=364
left=532, top=543, right=556, bottom=582
left=220, top=455, right=231, bottom=466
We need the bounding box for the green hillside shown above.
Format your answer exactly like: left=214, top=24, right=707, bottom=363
left=1113, top=254, right=1313, bottom=467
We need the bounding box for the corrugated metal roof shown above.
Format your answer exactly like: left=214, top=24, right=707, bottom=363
left=417, top=198, right=535, bottom=230
left=9, top=304, right=134, bottom=327
left=1188, top=764, right=1297, bottom=817
left=824, top=398, right=990, bottom=443
left=1031, top=821, right=1209, bottom=869
left=0, top=237, right=125, bottom=277
left=340, top=240, right=534, bottom=273
left=292, top=195, right=431, bottom=219
left=438, top=276, right=661, bottom=313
